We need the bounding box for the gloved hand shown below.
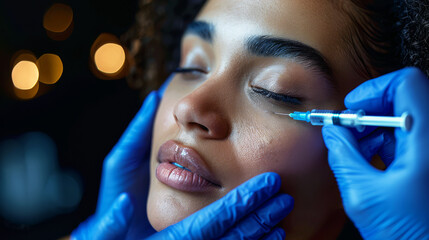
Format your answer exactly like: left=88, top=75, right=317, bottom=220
left=73, top=172, right=294, bottom=240
left=147, top=172, right=294, bottom=240
left=71, top=193, right=135, bottom=240
left=72, top=90, right=161, bottom=239
left=77, top=75, right=173, bottom=239
left=322, top=67, right=429, bottom=239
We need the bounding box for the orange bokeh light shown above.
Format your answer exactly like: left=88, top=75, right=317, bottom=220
left=90, top=33, right=130, bottom=80
left=11, top=60, right=39, bottom=90
left=94, top=43, right=126, bottom=74
left=38, top=54, right=63, bottom=84
left=13, top=82, right=39, bottom=100
left=43, top=3, right=74, bottom=41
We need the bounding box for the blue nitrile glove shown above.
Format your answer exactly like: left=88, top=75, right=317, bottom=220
left=71, top=90, right=161, bottom=239
left=147, top=172, right=294, bottom=240
left=322, top=67, right=429, bottom=240
left=71, top=193, right=135, bottom=240
left=72, top=173, right=293, bottom=240
left=77, top=76, right=174, bottom=240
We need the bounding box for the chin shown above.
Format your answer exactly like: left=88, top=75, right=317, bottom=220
left=147, top=182, right=218, bottom=231
left=147, top=194, right=186, bottom=231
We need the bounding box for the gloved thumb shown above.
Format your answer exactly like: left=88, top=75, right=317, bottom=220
left=71, top=193, right=134, bottom=240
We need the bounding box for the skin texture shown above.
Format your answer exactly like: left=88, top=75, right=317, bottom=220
left=147, top=0, right=369, bottom=239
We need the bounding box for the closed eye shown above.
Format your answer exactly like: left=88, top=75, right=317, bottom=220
left=173, top=67, right=207, bottom=74
left=172, top=67, right=208, bottom=81
left=251, top=86, right=302, bottom=105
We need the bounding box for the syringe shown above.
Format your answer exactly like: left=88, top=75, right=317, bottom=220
left=276, top=109, right=412, bottom=132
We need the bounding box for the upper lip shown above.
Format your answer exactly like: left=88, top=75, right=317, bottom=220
left=157, top=140, right=221, bottom=187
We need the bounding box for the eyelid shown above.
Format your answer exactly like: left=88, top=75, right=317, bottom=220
left=251, top=85, right=302, bottom=105
left=173, top=67, right=208, bottom=74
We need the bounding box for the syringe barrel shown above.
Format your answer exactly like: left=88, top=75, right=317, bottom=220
left=307, top=109, right=411, bottom=132
left=308, top=109, right=365, bottom=131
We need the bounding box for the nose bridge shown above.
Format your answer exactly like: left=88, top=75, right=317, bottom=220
left=173, top=75, right=232, bottom=140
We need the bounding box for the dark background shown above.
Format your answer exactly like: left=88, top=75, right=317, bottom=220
left=0, top=0, right=143, bottom=239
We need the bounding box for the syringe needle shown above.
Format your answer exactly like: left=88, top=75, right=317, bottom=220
left=273, top=112, right=290, bottom=116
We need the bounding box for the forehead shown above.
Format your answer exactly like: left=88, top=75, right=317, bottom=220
left=198, top=0, right=344, bottom=55
left=196, top=0, right=365, bottom=97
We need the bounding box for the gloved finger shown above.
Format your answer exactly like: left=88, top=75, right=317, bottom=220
left=71, top=193, right=134, bottom=240
left=158, top=74, right=174, bottom=97
left=358, top=129, right=385, bottom=161
left=344, top=68, right=411, bottom=115
left=261, top=228, right=286, bottom=240
left=323, top=125, right=376, bottom=173
left=146, top=172, right=281, bottom=240
left=348, top=125, right=378, bottom=141
left=97, top=91, right=159, bottom=214
left=358, top=129, right=396, bottom=167
left=374, top=129, right=396, bottom=167
left=345, top=67, right=429, bottom=167
left=220, top=194, right=293, bottom=240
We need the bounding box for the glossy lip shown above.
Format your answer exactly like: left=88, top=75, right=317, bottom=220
left=156, top=140, right=222, bottom=192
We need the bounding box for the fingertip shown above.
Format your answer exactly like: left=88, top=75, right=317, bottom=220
left=322, top=125, right=341, bottom=147
left=245, top=172, right=281, bottom=193
left=263, top=172, right=281, bottom=193
left=279, top=194, right=294, bottom=214
left=145, top=91, right=160, bottom=109
left=344, top=91, right=356, bottom=108
left=323, top=126, right=363, bottom=164
left=402, top=66, right=426, bottom=78
left=115, top=193, right=135, bottom=222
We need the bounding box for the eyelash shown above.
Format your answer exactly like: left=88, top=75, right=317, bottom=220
left=173, top=67, right=302, bottom=105
left=251, top=86, right=302, bottom=105
left=173, top=67, right=207, bottom=74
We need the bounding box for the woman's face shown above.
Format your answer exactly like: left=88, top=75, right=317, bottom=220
left=148, top=0, right=366, bottom=238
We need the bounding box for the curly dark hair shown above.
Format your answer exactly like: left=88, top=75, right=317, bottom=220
left=397, top=0, right=429, bottom=76
left=121, top=0, right=205, bottom=94
left=121, top=0, right=429, bottom=94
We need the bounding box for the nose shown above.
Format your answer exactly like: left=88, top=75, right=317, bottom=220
left=173, top=85, right=230, bottom=140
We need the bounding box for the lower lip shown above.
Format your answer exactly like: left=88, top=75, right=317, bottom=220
left=156, top=162, right=217, bottom=192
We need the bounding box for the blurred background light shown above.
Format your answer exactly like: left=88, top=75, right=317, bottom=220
left=10, top=50, right=38, bottom=67
left=43, top=3, right=74, bottom=41
left=90, top=33, right=130, bottom=80
left=0, top=132, right=82, bottom=225
left=11, top=60, right=39, bottom=90
left=94, top=43, right=125, bottom=74
left=38, top=53, right=63, bottom=84
left=13, top=81, right=39, bottom=100
left=1, top=0, right=141, bottom=237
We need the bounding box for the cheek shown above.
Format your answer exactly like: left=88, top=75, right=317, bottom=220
left=230, top=115, right=338, bottom=207
left=232, top=115, right=328, bottom=183
left=152, top=77, right=193, bottom=142
left=231, top=119, right=342, bottom=231
left=154, top=97, right=176, bottom=136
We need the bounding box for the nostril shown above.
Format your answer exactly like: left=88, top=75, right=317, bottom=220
left=189, top=122, right=209, bottom=132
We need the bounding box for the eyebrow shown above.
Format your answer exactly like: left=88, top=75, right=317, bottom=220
left=184, top=21, right=215, bottom=43
left=246, top=36, right=332, bottom=78
left=184, top=21, right=333, bottom=82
